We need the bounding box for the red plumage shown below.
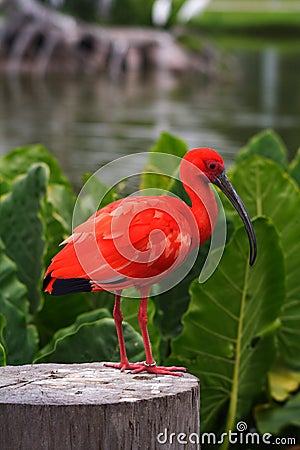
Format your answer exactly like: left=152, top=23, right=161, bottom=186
left=43, top=148, right=256, bottom=375
left=44, top=196, right=198, bottom=293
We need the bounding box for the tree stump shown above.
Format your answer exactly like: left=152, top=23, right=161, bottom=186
left=0, top=362, right=200, bottom=450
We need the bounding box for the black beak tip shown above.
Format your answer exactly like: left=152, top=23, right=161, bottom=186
left=249, top=244, right=257, bottom=266
left=250, top=254, right=256, bottom=266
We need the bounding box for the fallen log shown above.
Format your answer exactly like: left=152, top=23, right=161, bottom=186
left=0, top=0, right=214, bottom=77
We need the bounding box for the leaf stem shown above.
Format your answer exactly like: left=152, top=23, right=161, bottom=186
left=221, top=262, right=249, bottom=450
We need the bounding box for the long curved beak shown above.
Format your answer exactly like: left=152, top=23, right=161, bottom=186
left=213, top=171, right=257, bottom=266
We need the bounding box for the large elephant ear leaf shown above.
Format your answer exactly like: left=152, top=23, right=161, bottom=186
left=140, top=132, right=187, bottom=193
left=168, top=218, right=285, bottom=434
left=0, top=144, right=69, bottom=188
left=225, top=156, right=300, bottom=369
left=0, top=164, right=48, bottom=313
left=236, top=129, right=287, bottom=167
left=289, top=147, right=300, bottom=186
left=0, top=239, right=38, bottom=364
left=255, top=391, right=300, bottom=435
left=34, top=310, right=144, bottom=364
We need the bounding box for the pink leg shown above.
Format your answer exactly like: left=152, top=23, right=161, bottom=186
left=131, top=291, right=187, bottom=376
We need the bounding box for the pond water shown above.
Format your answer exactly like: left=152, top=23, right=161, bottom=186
left=0, top=42, right=299, bottom=189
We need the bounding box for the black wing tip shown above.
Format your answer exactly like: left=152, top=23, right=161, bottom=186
left=43, top=274, right=52, bottom=291
left=43, top=276, right=92, bottom=296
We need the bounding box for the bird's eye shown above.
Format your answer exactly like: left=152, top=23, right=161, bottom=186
left=209, top=163, right=216, bottom=170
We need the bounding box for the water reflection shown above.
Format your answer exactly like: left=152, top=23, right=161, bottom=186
left=261, top=48, right=279, bottom=113
left=0, top=45, right=299, bottom=188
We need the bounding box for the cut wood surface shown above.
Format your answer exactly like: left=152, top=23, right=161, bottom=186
left=0, top=362, right=200, bottom=450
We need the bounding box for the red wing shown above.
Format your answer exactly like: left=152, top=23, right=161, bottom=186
left=45, top=196, right=194, bottom=291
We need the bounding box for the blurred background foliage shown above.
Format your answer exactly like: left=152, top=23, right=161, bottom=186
left=0, top=130, right=300, bottom=448
left=38, top=0, right=300, bottom=30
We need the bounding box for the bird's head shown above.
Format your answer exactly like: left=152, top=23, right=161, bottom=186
left=183, top=147, right=225, bottom=183
left=183, top=147, right=257, bottom=266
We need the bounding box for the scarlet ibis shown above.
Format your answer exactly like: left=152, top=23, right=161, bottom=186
left=43, top=148, right=256, bottom=376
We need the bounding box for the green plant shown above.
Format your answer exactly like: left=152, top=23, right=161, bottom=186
left=167, top=129, right=300, bottom=447
left=0, top=130, right=299, bottom=447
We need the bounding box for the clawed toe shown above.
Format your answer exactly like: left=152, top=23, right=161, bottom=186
left=105, top=361, right=186, bottom=376
left=132, top=364, right=186, bottom=376
left=104, top=361, right=145, bottom=371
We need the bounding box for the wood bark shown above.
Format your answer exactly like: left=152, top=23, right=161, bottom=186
left=0, top=362, right=200, bottom=450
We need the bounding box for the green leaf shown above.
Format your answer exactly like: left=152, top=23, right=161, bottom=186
left=0, top=145, right=75, bottom=270
left=34, top=308, right=111, bottom=362
left=47, top=183, right=75, bottom=232
left=255, top=392, right=300, bottom=434
left=268, top=363, right=300, bottom=402
left=41, top=199, right=69, bottom=269
left=154, top=241, right=210, bottom=362
left=168, top=219, right=285, bottom=435
left=34, top=309, right=144, bottom=363
left=0, top=144, right=69, bottom=188
left=149, top=131, right=187, bottom=159
left=35, top=293, right=94, bottom=346
left=289, top=147, right=300, bottom=186
left=75, top=173, right=118, bottom=226
left=38, top=280, right=114, bottom=348
left=0, top=239, right=38, bottom=364
left=0, top=344, right=6, bottom=366
left=121, top=296, right=160, bottom=361
left=236, top=130, right=287, bottom=167
left=42, top=183, right=75, bottom=269
left=226, top=156, right=300, bottom=369
left=0, top=314, right=7, bottom=366
left=140, top=132, right=188, bottom=193
left=0, top=164, right=48, bottom=313
left=0, top=179, right=10, bottom=197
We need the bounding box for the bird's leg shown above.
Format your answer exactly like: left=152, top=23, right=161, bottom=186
left=105, top=290, right=186, bottom=376
left=105, top=291, right=144, bottom=372
left=132, top=291, right=187, bottom=376
left=137, top=295, right=155, bottom=366
left=107, top=291, right=130, bottom=370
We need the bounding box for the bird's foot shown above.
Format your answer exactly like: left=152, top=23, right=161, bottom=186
left=105, top=361, right=186, bottom=376
left=132, top=362, right=186, bottom=376
left=104, top=361, right=145, bottom=372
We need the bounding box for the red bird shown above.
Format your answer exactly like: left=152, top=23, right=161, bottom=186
left=44, top=148, right=256, bottom=375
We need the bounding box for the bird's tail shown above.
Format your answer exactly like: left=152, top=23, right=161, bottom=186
left=43, top=273, right=93, bottom=296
